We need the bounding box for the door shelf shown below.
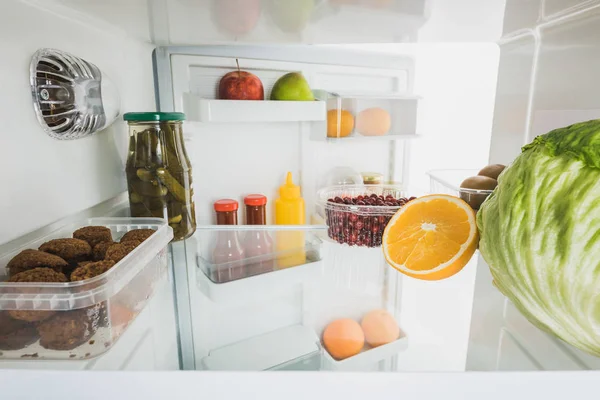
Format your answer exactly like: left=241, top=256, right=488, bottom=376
left=183, top=93, right=326, bottom=123
left=312, top=94, right=421, bottom=142
left=200, top=325, right=321, bottom=371
left=322, top=329, right=409, bottom=371
left=195, top=226, right=324, bottom=303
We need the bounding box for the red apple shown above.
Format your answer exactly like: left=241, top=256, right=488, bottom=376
left=218, top=60, right=264, bottom=100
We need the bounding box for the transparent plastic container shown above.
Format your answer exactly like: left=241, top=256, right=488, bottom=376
left=427, top=169, right=494, bottom=210
left=316, top=185, right=410, bottom=247
left=323, top=94, right=419, bottom=140
left=195, top=226, right=323, bottom=303
left=0, top=218, right=173, bottom=360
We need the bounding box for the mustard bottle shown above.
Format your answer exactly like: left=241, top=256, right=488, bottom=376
left=275, top=172, right=306, bottom=268
left=275, top=172, right=305, bottom=224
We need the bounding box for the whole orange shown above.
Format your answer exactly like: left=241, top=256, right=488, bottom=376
left=360, top=309, right=400, bottom=348
left=327, top=109, right=355, bottom=138
left=322, top=318, right=364, bottom=360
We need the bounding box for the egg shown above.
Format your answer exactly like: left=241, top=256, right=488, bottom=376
left=356, top=107, right=391, bottom=136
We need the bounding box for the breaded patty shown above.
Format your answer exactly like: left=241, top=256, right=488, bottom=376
left=92, top=241, right=114, bottom=261
left=73, top=226, right=113, bottom=248
left=70, top=260, right=115, bottom=282
left=6, top=249, right=68, bottom=277
left=105, top=240, right=141, bottom=263
left=7, top=268, right=68, bottom=322
left=37, top=307, right=101, bottom=351
left=8, top=267, right=68, bottom=283
left=0, top=312, right=39, bottom=350
left=39, top=238, right=91, bottom=264
left=120, top=229, right=154, bottom=243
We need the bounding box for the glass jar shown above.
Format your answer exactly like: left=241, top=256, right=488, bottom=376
left=243, top=195, right=273, bottom=277
left=124, top=112, right=196, bottom=241
left=213, top=199, right=244, bottom=282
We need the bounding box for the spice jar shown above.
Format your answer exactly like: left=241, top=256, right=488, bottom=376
left=124, top=112, right=196, bottom=241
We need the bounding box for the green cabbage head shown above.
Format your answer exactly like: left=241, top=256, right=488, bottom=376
left=478, top=119, right=600, bottom=356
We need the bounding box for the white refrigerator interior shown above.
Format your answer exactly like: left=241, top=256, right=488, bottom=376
left=0, top=0, right=599, bottom=382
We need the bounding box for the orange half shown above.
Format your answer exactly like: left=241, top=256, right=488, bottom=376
left=382, top=194, right=478, bottom=280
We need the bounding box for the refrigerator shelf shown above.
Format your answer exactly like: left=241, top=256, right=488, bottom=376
left=322, top=328, right=409, bottom=371
left=200, top=325, right=321, bottom=371
left=312, top=94, right=420, bottom=141
left=195, top=226, right=324, bottom=303
left=183, top=93, right=326, bottom=123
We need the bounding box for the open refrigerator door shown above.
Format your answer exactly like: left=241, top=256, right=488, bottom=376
left=0, top=0, right=599, bottom=395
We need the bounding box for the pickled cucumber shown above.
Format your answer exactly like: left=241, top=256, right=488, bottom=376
left=131, top=180, right=168, bottom=197
left=169, top=214, right=182, bottom=224
left=156, top=168, right=189, bottom=203
left=129, top=191, right=144, bottom=204
left=136, top=168, right=157, bottom=183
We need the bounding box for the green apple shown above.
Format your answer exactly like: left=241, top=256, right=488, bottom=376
left=270, top=72, right=314, bottom=101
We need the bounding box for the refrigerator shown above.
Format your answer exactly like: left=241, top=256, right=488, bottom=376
left=0, top=0, right=599, bottom=393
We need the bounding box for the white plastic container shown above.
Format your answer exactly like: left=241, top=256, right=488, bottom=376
left=0, top=217, right=173, bottom=360
left=322, top=327, right=409, bottom=371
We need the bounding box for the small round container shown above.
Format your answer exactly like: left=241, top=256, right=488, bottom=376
left=316, top=185, right=411, bottom=247
left=361, top=172, right=384, bottom=185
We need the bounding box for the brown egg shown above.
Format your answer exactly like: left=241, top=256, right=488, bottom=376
left=356, top=108, right=391, bottom=136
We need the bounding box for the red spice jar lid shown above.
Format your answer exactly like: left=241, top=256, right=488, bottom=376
left=214, top=199, right=239, bottom=212
left=244, top=194, right=267, bottom=206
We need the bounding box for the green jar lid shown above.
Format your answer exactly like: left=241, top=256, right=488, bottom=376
left=123, top=112, right=186, bottom=122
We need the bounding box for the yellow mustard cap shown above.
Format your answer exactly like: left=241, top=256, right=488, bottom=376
left=279, top=172, right=301, bottom=199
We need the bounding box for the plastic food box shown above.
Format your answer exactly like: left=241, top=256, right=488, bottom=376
left=195, top=226, right=324, bottom=303
left=316, top=185, right=408, bottom=247
left=427, top=169, right=494, bottom=209
left=0, top=218, right=173, bottom=360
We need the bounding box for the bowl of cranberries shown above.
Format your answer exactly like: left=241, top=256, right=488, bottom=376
left=317, top=185, right=416, bottom=247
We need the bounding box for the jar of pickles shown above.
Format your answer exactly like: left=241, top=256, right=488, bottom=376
left=124, top=112, right=196, bottom=241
